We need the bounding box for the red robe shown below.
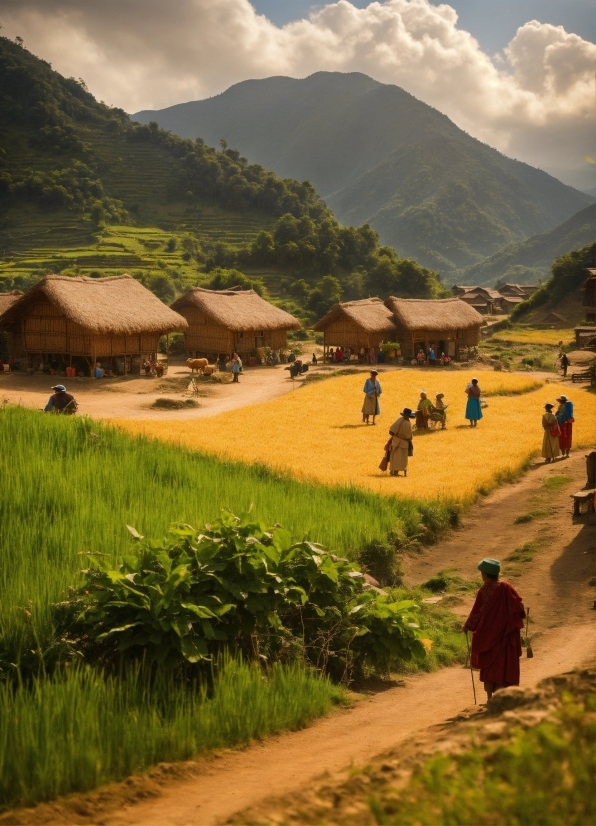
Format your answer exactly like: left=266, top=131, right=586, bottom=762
left=464, top=581, right=525, bottom=686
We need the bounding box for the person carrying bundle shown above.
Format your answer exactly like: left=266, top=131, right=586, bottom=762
left=387, top=407, right=415, bottom=477
left=44, top=384, right=78, bottom=414
left=430, top=393, right=448, bottom=429
left=463, top=558, right=526, bottom=701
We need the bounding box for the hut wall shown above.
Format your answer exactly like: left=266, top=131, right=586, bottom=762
left=322, top=318, right=373, bottom=349
left=19, top=298, right=163, bottom=358
left=394, top=324, right=480, bottom=359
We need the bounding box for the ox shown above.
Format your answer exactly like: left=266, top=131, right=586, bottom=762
left=187, top=357, right=209, bottom=374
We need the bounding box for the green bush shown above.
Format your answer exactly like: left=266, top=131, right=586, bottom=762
left=64, top=513, right=428, bottom=678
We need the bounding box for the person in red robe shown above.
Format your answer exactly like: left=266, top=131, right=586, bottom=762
left=463, top=558, right=526, bottom=701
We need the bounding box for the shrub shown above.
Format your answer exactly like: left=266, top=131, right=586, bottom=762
left=357, top=540, right=403, bottom=586
left=63, top=513, right=428, bottom=679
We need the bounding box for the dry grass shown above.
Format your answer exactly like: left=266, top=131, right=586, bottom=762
left=491, top=328, right=575, bottom=346
left=113, top=370, right=596, bottom=502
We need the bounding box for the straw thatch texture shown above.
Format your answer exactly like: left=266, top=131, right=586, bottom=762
left=171, top=288, right=301, bottom=332
left=313, top=298, right=396, bottom=335
left=385, top=297, right=483, bottom=332
left=0, top=292, right=22, bottom=322
left=0, top=275, right=188, bottom=335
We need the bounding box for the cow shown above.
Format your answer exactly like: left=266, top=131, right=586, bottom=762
left=187, top=357, right=209, bottom=374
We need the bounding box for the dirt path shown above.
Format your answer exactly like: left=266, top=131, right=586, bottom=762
left=100, top=625, right=593, bottom=826
left=15, top=452, right=584, bottom=826
left=0, top=362, right=376, bottom=421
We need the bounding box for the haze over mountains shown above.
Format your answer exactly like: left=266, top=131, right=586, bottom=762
left=133, top=72, right=594, bottom=276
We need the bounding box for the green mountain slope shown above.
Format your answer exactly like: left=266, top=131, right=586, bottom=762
left=133, top=72, right=594, bottom=273
left=452, top=204, right=596, bottom=288
left=506, top=242, right=596, bottom=326
left=0, top=39, right=445, bottom=318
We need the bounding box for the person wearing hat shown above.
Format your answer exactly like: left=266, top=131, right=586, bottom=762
left=463, top=558, right=526, bottom=701
left=362, top=370, right=382, bottom=425
left=44, top=384, right=78, bottom=414
left=430, top=392, right=448, bottom=429
left=555, top=394, right=574, bottom=457
left=541, top=403, right=560, bottom=463
left=465, top=377, right=482, bottom=427
left=388, top=407, right=416, bottom=476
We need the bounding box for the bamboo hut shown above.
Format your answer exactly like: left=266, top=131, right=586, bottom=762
left=0, top=292, right=22, bottom=362
left=313, top=298, right=397, bottom=361
left=170, top=287, right=301, bottom=358
left=384, top=296, right=483, bottom=361
left=0, top=275, right=187, bottom=374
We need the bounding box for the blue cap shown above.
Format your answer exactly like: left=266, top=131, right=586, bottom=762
left=51, top=384, right=67, bottom=392
left=478, top=558, right=500, bottom=576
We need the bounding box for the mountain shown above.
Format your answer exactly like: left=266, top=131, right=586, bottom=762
left=0, top=38, right=445, bottom=314
left=133, top=72, right=594, bottom=273
left=451, top=204, right=596, bottom=288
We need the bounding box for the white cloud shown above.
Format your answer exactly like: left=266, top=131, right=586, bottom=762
left=1, top=0, right=594, bottom=173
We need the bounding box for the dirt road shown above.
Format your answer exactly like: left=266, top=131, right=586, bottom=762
left=0, top=361, right=317, bottom=421
left=8, top=452, right=591, bottom=826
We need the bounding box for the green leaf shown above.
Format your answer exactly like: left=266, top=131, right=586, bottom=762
left=180, top=635, right=209, bottom=663
left=272, top=528, right=292, bottom=554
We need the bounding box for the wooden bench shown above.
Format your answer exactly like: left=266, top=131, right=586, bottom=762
left=571, top=489, right=596, bottom=516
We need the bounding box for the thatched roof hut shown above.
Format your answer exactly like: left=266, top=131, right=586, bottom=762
left=0, top=275, right=187, bottom=372
left=313, top=298, right=396, bottom=358
left=0, top=291, right=22, bottom=318
left=170, top=287, right=301, bottom=357
left=384, top=297, right=483, bottom=360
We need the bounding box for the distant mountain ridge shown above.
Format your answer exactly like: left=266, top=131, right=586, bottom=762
left=133, top=72, right=594, bottom=273
left=452, top=204, right=596, bottom=287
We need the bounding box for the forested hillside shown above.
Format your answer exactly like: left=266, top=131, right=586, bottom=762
left=507, top=242, right=596, bottom=325
left=453, top=204, right=596, bottom=288
left=0, top=38, right=444, bottom=320
left=133, top=72, right=593, bottom=273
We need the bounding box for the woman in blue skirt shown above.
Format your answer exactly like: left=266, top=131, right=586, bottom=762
left=465, top=377, right=483, bottom=427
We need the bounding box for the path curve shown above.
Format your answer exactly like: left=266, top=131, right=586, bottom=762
left=106, top=624, right=594, bottom=826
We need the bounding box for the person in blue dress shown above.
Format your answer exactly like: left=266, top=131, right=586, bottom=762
left=465, top=377, right=483, bottom=427
left=362, top=370, right=382, bottom=425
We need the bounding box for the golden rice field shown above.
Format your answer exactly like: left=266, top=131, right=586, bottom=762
left=114, top=370, right=596, bottom=503
left=491, top=328, right=574, bottom=346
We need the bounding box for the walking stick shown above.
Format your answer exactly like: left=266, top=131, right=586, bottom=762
left=465, top=631, right=477, bottom=704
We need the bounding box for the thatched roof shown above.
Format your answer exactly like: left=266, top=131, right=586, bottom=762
left=0, top=291, right=22, bottom=319
left=385, top=297, right=483, bottom=331
left=0, top=275, right=187, bottom=334
left=170, top=287, right=301, bottom=331
left=313, top=298, right=396, bottom=334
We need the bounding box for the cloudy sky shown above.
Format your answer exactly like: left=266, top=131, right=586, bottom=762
left=1, top=0, right=594, bottom=186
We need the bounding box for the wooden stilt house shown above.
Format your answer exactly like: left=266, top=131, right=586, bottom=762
left=0, top=275, right=187, bottom=374
left=384, top=297, right=483, bottom=361
left=313, top=298, right=397, bottom=361
left=170, top=287, right=301, bottom=358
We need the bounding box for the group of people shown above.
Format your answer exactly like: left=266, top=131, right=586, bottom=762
left=541, top=394, right=574, bottom=461
left=415, top=347, right=452, bottom=367
left=415, top=390, right=448, bottom=429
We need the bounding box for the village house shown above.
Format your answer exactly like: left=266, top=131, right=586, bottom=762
left=0, top=291, right=23, bottom=363
left=0, top=274, right=187, bottom=375
left=452, top=285, right=504, bottom=314
left=313, top=297, right=397, bottom=362
left=170, top=287, right=301, bottom=359
left=384, top=296, right=484, bottom=361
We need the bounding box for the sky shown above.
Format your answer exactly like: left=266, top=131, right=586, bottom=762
left=1, top=0, right=594, bottom=186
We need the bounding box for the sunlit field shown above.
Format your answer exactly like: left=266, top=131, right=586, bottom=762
left=491, top=328, right=575, bottom=346
left=115, top=370, right=596, bottom=502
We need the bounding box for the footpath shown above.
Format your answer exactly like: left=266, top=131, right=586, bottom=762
left=5, top=453, right=594, bottom=826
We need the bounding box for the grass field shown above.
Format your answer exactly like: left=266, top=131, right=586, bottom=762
left=0, top=405, right=458, bottom=669
left=114, top=370, right=596, bottom=501
left=491, top=328, right=575, bottom=346
left=0, top=659, right=342, bottom=811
